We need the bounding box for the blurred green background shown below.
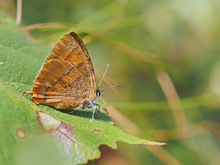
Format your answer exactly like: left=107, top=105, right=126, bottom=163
left=2, top=0, right=220, bottom=164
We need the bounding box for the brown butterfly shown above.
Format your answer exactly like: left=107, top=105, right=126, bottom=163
left=25, top=32, right=105, bottom=120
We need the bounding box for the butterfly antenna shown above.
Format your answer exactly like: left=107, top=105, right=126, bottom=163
left=100, top=85, right=121, bottom=91
left=97, top=64, right=109, bottom=89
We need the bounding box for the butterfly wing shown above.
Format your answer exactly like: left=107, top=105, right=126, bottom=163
left=27, top=32, right=97, bottom=109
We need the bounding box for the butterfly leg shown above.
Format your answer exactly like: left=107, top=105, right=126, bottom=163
left=69, top=104, right=83, bottom=114
left=91, top=103, right=100, bottom=121
left=91, top=109, right=96, bottom=121
left=75, top=104, right=83, bottom=110
left=96, top=104, right=100, bottom=118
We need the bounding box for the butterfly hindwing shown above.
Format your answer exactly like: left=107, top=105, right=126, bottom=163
left=27, top=32, right=97, bottom=109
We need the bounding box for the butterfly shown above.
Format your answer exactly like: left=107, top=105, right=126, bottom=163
left=25, top=32, right=105, bottom=120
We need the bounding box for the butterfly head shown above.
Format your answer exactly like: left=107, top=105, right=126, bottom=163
left=96, top=89, right=103, bottom=97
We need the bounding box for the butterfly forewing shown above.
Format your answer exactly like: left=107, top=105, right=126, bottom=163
left=28, top=32, right=97, bottom=109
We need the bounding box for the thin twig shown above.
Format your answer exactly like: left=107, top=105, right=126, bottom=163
left=155, top=68, right=191, bottom=138
left=16, top=0, right=22, bottom=25
left=20, top=22, right=75, bottom=31
left=148, top=146, right=182, bottom=165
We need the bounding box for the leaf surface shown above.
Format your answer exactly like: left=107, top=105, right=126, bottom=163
left=0, top=13, right=166, bottom=165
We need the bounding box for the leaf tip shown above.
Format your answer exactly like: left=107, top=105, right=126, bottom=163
left=142, top=140, right=167, bottom=146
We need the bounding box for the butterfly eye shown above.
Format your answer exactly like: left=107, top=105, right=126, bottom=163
left=96, top=89, right=101, bottom=97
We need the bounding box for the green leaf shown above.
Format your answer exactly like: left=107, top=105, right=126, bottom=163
left=0, top=13, right=166, bottom=165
